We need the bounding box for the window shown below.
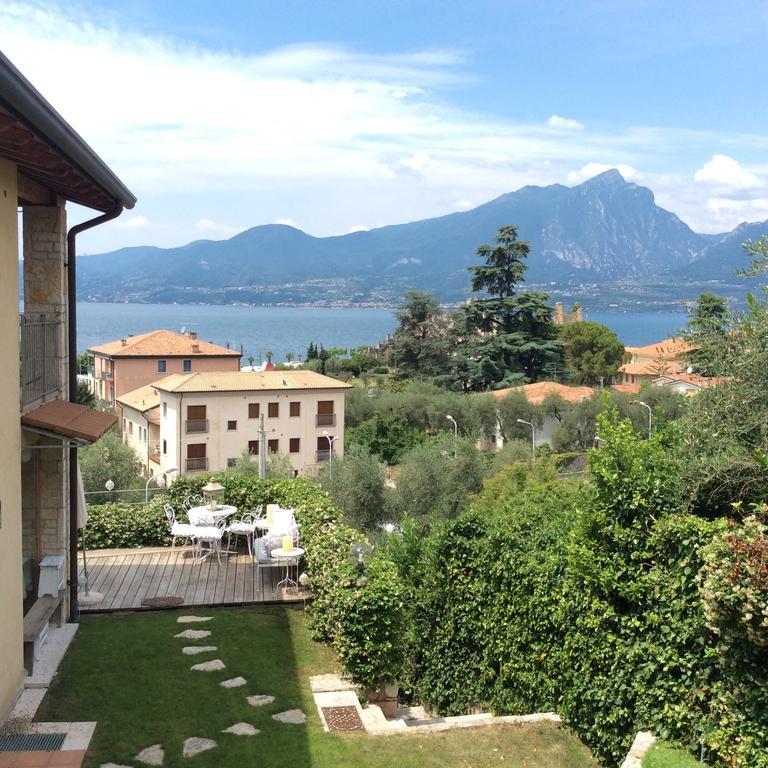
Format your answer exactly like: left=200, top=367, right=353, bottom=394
left=128, top=421, right=133, bottom=435
left=248, top=440, right=259, bottom=455
left=227, top=420, right=237, bottom=431
left=248, top=403, right=260, bottom=419
left=289, top=438, right=300, bottom=453
left=227, top=458, right=237, bottom=468
left=122, top=417, right=126, bottom=431
left=268, top=402, right=279, bottom=418
left=162, top=439, right=167, bottom=455
left=158, top=359, right=167, bottom=373
left=162, top=401, right=167, bottom=416
left=289, top=401, right=301, bottom=417
left=187, top=405, right=206, bottom=420
left=317, top=400, right=334, bottom=414
left=187, top=443, right=206, bottom=458
left=183, top=359, right=192, bottom=372
left=268, top=439, right=279, bottom=454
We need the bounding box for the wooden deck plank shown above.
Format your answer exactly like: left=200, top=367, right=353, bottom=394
left=86, top=555, right=122, bottom=596
left=243, top=558, right=256, bottom=604
left=192, top=558, right=213, bottom=606
left=106, top=553, right=146, bottom=610
left=128, top=552, right=163, bottom=608
left=212, top=553, right=231, bottom=605
left=233, top=556, right=245, bottom=604
left=79, top=556, right=106, bottom=589
left=165, top=548, right=192, bottom=598
left=144, top=550, right=173, bottom=601
left=181, top=555, right=203, bottom=606
left=203, top=555, right=224, bottom=605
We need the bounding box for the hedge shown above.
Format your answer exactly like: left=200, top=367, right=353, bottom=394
left=83, top=499, right=171, bottom=549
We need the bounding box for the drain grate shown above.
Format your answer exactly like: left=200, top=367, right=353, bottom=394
left=322, top=706, right=365, bottom=732
left=0, top=732, right=66, bottom=751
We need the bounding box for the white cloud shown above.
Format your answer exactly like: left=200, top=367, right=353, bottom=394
left=275, top=218, right=301, bottom=229
left=694, top=154, right=762, bottom=189
left=452, top=200, right=474, bottom=211
left=195, top=218, right=239, bottom=237
left=547, top=115, right=584, bottom=130
left=347, top=224, right=369, bottom=233
left=112, top=214, right=150, bottom=229
left=400, top=151, right=432, bottom=172
left=567, top=163, right=644, bottom=184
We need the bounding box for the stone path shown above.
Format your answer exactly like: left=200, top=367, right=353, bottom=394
left=176, top=616, right=213, bottom=624
left=182, top=646, right=217, bottom=655
left=175, top=629, right=211, bottom=639
left=273, top=710, right=306, bottom=724
left=220, top=676, right=247, bottom=688
left=222, top=723, right=260, bottom=736
left=247, top=694, right=275, bottom=707
left=191, top=659, right=225, bottom=672
left=182, top=737, right=217, bottom=758
left=135, top=744, right=164, bottom=765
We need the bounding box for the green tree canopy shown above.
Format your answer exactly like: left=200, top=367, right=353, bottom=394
left=390, top=291, right=451, bottom=380
left=559, top=320, right=625, bottom=385
left=78, top=428, right=144, bottom=502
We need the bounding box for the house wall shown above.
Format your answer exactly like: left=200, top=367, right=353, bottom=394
left=159, top=388, right=347, bottom=476
left=0, top=158, right=25, bottom=720
left=120, top=405, right=151, bottom=473
left=110, top=356, right=240, bottom=404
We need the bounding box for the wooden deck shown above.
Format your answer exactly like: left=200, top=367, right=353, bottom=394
left=77, top=546, right=304, bottom=612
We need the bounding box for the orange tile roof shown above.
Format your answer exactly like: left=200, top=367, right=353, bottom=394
left=116, top=384, right=160, bottom=413
left=22, top=400, right=117, bottom=444
left=152, top=370, right=352, bottom=393
left=89, top=329, right=241, bottom=358
left=619, top=360, right=685, bottom=376
left=653, top=373, right=727, bottom=389
left=625, top=337, right=694, bottom=361
left=492, top=381, right=596, bottom=405
left=611, top=383, right=641, bottom=395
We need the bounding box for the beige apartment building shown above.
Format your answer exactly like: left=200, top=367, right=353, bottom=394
left=87, top=329, right=241, bottom=407
left=0, top=53, right=134, bottom=720
left=617, top=337, right=694, bottom=387
left=135, top=370, right=353, bottom=477
left=116, top=384, right=162, bottom=475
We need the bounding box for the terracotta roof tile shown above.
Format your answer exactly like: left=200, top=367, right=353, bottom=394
left=611, top=383, right=641, bottom=395
left=116, top=384, right=161, bottom=413
left=619, top=360, right=684, bottom=376
left=89, top=329, right=241, bottom=358
left=152, top=370, right=352, bottom=393
left=626, top=337, right=694, bottom=360
left=492, top=381, right=596, bottom=404
left=22, top=400, right=117, bottom=443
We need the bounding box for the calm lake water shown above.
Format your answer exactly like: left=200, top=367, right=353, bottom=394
left=76, top=303, right=689, bottom=361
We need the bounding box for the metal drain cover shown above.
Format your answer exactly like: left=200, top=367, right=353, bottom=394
left=322, top=706, right=365, bottom=732
left=141, top=596, right=184, bottom=608
left=0, top=732, right=66, bottom=751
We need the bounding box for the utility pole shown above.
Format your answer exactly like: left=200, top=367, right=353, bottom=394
left=259, top=414, right=267, bottom=479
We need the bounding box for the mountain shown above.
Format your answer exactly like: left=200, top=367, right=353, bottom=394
left=77, top=170, right=768, bottom=306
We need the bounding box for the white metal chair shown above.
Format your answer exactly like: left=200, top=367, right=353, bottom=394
left=193, top=516, right=228, bottom=565
left=164, top=504, right=198, bottom=549
left=225, top=509, right=261, bottom=559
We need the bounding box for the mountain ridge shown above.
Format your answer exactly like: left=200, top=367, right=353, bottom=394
left=76, top=170, right=768, bottom=306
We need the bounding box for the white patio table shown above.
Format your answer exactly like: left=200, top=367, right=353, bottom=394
left=187, top=504, right=237, bottom=527
left=270, top=546, right=305, bottom=597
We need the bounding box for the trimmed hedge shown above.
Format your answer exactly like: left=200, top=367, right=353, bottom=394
left=83, top=500, right=171, bottom=549
left=166, top=474, right=405, bottom=690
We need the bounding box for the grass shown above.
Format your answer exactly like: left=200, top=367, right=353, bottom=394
left=642, top=741, right=702, bottom=768
left=38, top=606, right=598, bottom=768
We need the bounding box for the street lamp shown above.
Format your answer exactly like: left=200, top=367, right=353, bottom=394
left=145, top=466, right=180, bottom=502
left=446, top=414, right=458, bottom=458
left=104, top=478, right=114, bottom=502
left=516, top=418, right=536, bottom=455
left=322, top=430, right=340, bottom=464
left=638, top=401, right=652, bottom=439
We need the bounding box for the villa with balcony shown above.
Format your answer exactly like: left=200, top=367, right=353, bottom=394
left=119, top=369, right=351, bottom=477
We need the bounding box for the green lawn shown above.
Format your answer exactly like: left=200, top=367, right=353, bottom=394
left=642, top=741, right=701, bottom=768
left=38, top=606, right=598, bottom=768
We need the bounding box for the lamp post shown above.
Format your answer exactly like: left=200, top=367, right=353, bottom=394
left=145, top=466, right=179, bottom=502
left=638, top=400, right=652, bottom=439
left=446, top=414, right=458, bottom=458
left=516, top=418, right=536, bottom=456
left=322, top=430, right=340, bottom=465
left=105, top=478, right=114, bottom=502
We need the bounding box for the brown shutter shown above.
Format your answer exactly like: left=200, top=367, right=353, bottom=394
left=317, top=400, right=334, bottom=414
left=187, top=443, right=207, bottom=458
left=289, top=401, right=301, bottom=417
left=248, top=403, right=260, bottom=418
left=187, top=405, right=206, bottom=420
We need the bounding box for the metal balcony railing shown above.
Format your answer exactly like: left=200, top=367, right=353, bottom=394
left=315, top=413, right=336, bottom=427
left=100, top=370, right=113, bottom=381
left=185, top=419, right=209, bottom=434
left=185, top=457, right=208, bottom=471
left=20, top=316, right=62, bottom=404
left=315, top=449, right=331, bottom=463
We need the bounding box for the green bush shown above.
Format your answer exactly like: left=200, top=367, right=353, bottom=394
left=83, top=500, right=171, bottom=549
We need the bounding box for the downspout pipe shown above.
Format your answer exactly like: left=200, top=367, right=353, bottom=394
left=66, top=205, right=123, bottom=622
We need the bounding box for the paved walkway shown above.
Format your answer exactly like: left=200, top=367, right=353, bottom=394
left=78, top=547, right=304, bottom=612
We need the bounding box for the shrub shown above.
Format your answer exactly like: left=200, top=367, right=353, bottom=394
left=83, top=500, right=170, bottom=549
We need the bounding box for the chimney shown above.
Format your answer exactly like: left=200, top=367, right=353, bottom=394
left=192, top=343, right=200, bottom=353
left=186, top=331, right=198, bottom=340
left=120, top=338, right=127, bottom=347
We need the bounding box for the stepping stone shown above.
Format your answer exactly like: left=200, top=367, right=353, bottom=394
left=247, top=694, right=275, bottom=707
left=135, top=744, right=164, bottom=766
left=175, top=629, right=212, bottom=639
left=220, top=677, right=247, bottom=688
left=273, top=709, right=306, bottom=724
left=222, top=722, right=260, bottom=736
left=182, top=646, right=217, bottom=655
left=182, top=737, right=217, bottom=758
left=101, top=764, right=133, bottom=768
left=177, top=616, right=213, bottom=624
left=191, top=659, right=225, bottom=672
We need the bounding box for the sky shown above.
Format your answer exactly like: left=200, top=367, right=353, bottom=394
left=1, top=0, right=767, bottom=253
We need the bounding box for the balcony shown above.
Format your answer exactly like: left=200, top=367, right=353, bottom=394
left=185, top=419, right=209, bottom=434
left=20, top=316, right=62, bottom=405
left=100, top=370, right=113, bottom=381
left=315, top=449, right=331, bottom=463
left=186, top=457, right=208, bottom=471
left=315, top=413, right=336, bottom=427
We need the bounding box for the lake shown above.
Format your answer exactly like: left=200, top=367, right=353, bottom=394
left=76, top=303, right=690, bottom=361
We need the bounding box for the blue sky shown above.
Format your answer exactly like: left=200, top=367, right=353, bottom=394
left=1, top=0, right=767, bottom=252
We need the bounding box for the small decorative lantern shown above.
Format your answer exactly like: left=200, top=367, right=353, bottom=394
left=282, top=535, right=294, bottom=553
left=349, top=542, right=373, bottom=587
left=201, top=480, right=225, bottom=511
